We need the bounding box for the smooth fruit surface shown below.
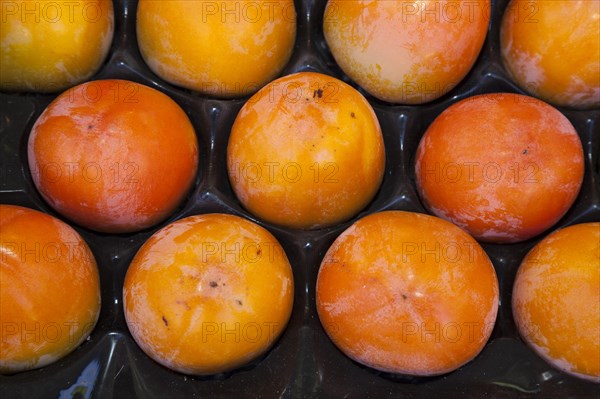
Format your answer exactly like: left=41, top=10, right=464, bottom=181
left=0, top=0, right=114, bottom=92
left=136, top=0, right=296, bottom=97
left=27, top=79, right=199, bottom=233
left=123, top=213, right=294, bottom=375
left=316, top=210, right=499, bottom=376
left=415, top=93, right=584, bottom=243
left=512, top=222, right=600, bottom=382
left=323, top=0, right=490, bottom=104
left=0, top=205, right=101, bottom=373
left=227, top=71, right=385, bottom=229
left=501, top=0, right=600, bottom=109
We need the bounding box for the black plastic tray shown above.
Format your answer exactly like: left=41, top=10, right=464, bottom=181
left=1, top=0, right=599, bottom=398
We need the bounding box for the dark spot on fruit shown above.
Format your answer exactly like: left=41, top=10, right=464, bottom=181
left=350, top=112, right=355, bottom=118
left=522, top=149, right=528, bottom=155
left=162, top=315, right=169, bottom=327
left=236, top=299, right=243, bottom=306
left=313, top=88, right=323, bottom=98
left=402, top=294, right=407, bottom=300
left=209, top=281, right=218, bottom=288
left=256, top=248, right=262, bottom=256
left=87, top=124, right=94, bottom=130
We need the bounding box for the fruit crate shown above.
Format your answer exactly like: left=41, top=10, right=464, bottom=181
left=1, top=0, right=599, bottom=398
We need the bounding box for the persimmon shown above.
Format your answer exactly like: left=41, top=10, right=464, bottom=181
left=415, top=93, right=584, bottom=243
left=136, top=0, right=296, bottom=97
left=501, top=0, right=600, bottom=109
left=323, top=0, right=490, bottom=104
left=0, top=205, right=100, bottom=373
left=0, top=0, right=114, bottom=92
left=27, top=79, right=199, bottom=233
left=123, top=213, right=294, bottom=375
left=316, top=210, right=499, bottom=376
left=513, top=222, right=600, bottom=383
left=227, top=71, right=385, bottom=229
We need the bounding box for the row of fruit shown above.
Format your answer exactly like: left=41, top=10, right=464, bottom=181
left=2, top=1, right=598, bottom=109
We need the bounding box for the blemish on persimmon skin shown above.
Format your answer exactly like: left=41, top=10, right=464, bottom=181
left=236, top=299, right=243, bottom=306
left=162, top=315, right=169, bottom=327
left=350, top=112, right=356, bottom=118
left=313, top=88, right=324, bottom=99
left=209, top=281, right=218, bottom=288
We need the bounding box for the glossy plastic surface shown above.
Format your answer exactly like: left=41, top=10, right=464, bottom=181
left=1, top=0, right=599, bottom=397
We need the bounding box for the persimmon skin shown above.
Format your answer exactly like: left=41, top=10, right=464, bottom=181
left=512, top=222, right=600, bottom=383
left=27, top=79, right=199, bottom=234
left=323, top=0, right=490, bottom=104
left=0, top=205, right=100, bottom=374
left=415, top=93, right=584, bottom=243
left=0, top=0, right=114, bottom=93
left=123, top=213, right=294, bottom=375
left=501, top=0, right=600, bottom=109
left=316, top=210, right=499, bottom=376
left=227, top=72, right=385, bottom=230
left=136, top=0, right=296, bottom=97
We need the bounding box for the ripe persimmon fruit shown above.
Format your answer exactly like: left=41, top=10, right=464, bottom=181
left=0, top=0, right=114, bottom=93
left=323, top=0, right=490, bottom=104
left=136, top=0, right=296, bottom=97
left=0, top=205, right=100, bottom=373
left=123, top=213, right=294, bottom=375
left=501, top=0, right=600, bottom=109
left=415, top=93, right=584, bottom=243
left=227, top=71, right=385, bottom=229
left=27, top=79, right=199, bottom=234
left=513, top=222, right=600, bottom=382
left=316, top=210, right=499, bottom=376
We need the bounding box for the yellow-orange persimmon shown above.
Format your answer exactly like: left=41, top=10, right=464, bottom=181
left=123, top=213, right=294, bottom=375
left=136, top=0, right=296, bottom=97
left=501, top=0, right=600, bottom=109
left=513, top=222, right=600, bottom=382
left=0, top=0, right=114, bottom=92
left=227, top=72, right=385, bottom=229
